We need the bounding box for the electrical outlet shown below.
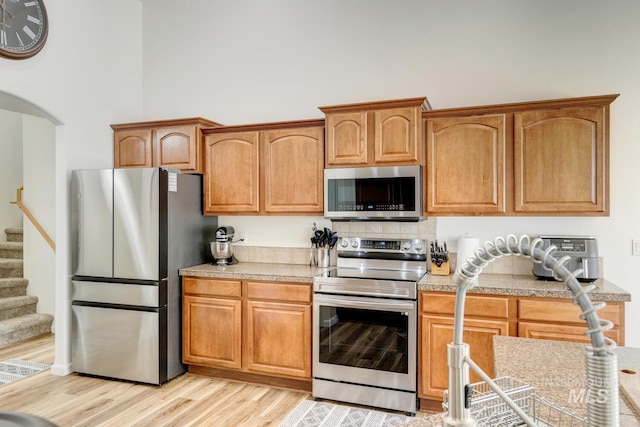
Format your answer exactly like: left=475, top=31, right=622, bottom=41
left=240, top=231, right=248, bottom=244
left=633, top=239, right=640, bottom=256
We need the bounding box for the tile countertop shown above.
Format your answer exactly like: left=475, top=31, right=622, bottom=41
left=180, top=262, right=631, bottom=301
left=406, top=337, right=640, bottom=426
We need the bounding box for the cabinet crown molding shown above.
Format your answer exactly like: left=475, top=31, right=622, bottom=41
left=423, top=94, right=619, bottom=118
left=319, top=96, right=431, bottom=113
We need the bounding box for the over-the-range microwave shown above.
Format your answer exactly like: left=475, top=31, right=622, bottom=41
left=324, top=165, right=422, bottom=220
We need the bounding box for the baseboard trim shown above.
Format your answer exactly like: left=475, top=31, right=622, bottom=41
left=188, top=365, right=311, bottom=392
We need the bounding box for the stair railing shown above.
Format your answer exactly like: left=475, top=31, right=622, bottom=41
left=9, top=186, right=56, bottom=252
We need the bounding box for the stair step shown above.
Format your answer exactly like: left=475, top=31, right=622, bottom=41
left=0, top=278, right=28, bottom=298
left=0, top=296, right=38, bottom=321
left=0, top=241, right=23, bottom=259
left=4, top=227, right=23, bottom=243
left=0, top=259, right=23, bottom=278
left=0, top=313, right=54, bottom=346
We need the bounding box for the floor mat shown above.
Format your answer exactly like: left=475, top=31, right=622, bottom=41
left=0, top=359, right=50, bottom=386
left=279, top=399, right=415, bottom=427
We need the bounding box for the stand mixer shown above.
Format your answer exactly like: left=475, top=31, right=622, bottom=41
left=211, top=226, right=239, bottom=265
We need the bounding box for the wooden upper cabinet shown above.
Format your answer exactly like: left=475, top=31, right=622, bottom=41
left=321, top=97, right=430, bottom=167
left=423, top=94, right=618, bottom=216
left=114, top=128, right=153, bottom=168
left=112, top=117, right=221, bottom=173
left=425, top=114, right=507, bottom=214
left=154, top=126, right=198, bottom=171
left=514, top=106, right=607, bottom=213
left=324, top=111, right=367, bottom=165
left=204, top=131, right=260, bottom=214
left=261, top=126, right=324, bottom=213
left=203, top=120, right=325, bottom=215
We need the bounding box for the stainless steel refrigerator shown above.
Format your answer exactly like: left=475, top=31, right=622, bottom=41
left=70, top=167, right=217, bottom=384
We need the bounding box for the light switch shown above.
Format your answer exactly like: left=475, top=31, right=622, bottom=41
left=632, top=239, right=640, bottom=256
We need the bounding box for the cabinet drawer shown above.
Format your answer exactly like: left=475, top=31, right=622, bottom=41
left=246, top=281, right=311, bottom=303
left=420, top=292, right=509, bottom=318
left=518, top=298, right=621, bottom=325
left=183, top=277, right=241, bottom=298
left=518, top=321, right=621, bottom=344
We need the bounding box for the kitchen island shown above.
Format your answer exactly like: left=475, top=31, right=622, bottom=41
left=406, top=337, right=640, bottom=426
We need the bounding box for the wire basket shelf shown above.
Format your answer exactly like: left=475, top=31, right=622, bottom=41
left=442, top=376, right=588, bottom=426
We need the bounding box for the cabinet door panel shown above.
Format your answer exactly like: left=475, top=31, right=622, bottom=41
left=326, top=112, right=368, bottom=165
left=204, top=132, right=260, bottom=213
left=114, top=129, right=153, bottom=168
left=375, top=107, right=421, bottom=164
left=518, top=321, right=620, bottom=344
left=155, top=126, right=198, bottom=172
left=245, top=300, right=311, bottom=378
left=420, top=292, right=509, bottom=318
left=183, top=277, right=242, bottom=298
left=426, top=115, right=506, bottom=213
left=419, top=314, right=509, bottom=400
left=262, top=127, right=324, bottom=213
left=246, top=281, right=311, bottom=303
left=518, top=298, right=621, bottom=326
left=183, top=295, right=241, bottom=369
left=514, top=107, right=606, bottom=213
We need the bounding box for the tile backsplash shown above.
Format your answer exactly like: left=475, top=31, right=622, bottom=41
left=232, top=218, right=595, bottom=277
left=234, top=219, right=437, bottom=266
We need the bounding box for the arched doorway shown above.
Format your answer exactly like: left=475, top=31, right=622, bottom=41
left=0, top=90, right=66, bottom=372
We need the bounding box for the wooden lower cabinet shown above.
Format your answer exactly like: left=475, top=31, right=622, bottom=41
left=245, top=300, right=311, bottom=377
left=419, top=292, right=511, bottom=401
left=418, top=291, right=625, bottom=404
left=420, top=315, right=509, bottom=400
left=517, top=297, right=624, bottom=345
left=183, top=294, right=242, bottom=369
left=182, top=277, right=312, bottom=389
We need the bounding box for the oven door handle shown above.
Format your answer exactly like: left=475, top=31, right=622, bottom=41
left=314, top=294, right=415, bottom=312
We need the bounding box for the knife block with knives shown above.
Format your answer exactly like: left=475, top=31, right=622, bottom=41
left=430, top=240, right=450, bottom=275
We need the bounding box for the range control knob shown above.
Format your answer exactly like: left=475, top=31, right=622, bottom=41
left=340, top=239, right=349, bottom=248
left=351, top=240, right=359, bottom=249
left=402, top=242, right=412, bottom=251
left=414, top=241, right=424, bottom=252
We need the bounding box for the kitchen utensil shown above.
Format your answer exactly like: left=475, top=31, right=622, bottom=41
left=212, top=226, right=238, bottom=265
left=430, top=239, right=450, bottom=275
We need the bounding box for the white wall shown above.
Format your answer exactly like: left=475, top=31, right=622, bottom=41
left=142, top=0, right=640, bottom=346
left=0, top=110, right=23, bottom=237
left=0, top=0, right=144, bottom=374
left=22, top=115, right=56, bottom=317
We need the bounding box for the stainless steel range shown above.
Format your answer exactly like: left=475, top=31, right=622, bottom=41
left=312, top=237, right=427, bottom=415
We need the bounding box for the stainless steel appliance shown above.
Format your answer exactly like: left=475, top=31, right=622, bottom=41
left=70, top=168, right=217, bottom=385
left=533, top=235, right=599, bottom=282
left=312, top=237, right=427, bottom=415
left=324, top=165, right=422, bottom=220
left=211, top=226, right=238, bottom=265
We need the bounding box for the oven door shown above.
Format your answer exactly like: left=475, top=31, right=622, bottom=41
left=313, top=293, right=416, bottom=392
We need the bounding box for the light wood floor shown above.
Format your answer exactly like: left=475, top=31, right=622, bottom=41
left=0, top=334, right=308, bottom=426
left=0, top=334, right=434, bottom=426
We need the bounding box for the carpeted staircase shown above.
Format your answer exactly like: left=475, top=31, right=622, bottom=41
left=0, top=227, right=54, bottom=346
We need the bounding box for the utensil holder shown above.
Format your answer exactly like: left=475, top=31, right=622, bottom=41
left=431, top=261, right=450, bottom=275
left=316, top=248, right=330, bottom=268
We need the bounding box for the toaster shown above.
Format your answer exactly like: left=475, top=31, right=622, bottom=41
left=533, top=236, right=600, bottom=282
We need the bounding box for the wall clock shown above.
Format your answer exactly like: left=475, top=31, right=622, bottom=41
left=0, top=0, right=48, bottom=60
